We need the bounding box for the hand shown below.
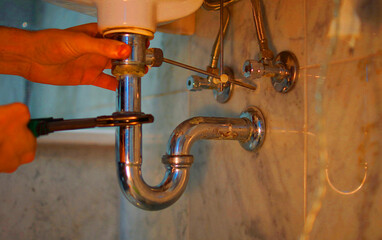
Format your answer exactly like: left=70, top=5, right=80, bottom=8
left=0, top=23, right=131, bottom=91
left=0, top=103, right=36, bottom=173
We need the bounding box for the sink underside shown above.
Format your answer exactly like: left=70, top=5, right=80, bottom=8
left=44, top=0, right=97, bottom=17
left=44, top=0, right=203, bottom=36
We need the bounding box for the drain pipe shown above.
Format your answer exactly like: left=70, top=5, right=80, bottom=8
left=106, top=32, right=265, bottom=211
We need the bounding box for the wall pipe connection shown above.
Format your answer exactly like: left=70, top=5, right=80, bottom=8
left=210, top=8, right=230, bottom=72
left=243, top=0, right=299, bottom=93
left=107, top=32, right=265, bottom=211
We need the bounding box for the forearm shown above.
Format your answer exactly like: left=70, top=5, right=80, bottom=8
left=0, top=26, right=33, bottom=78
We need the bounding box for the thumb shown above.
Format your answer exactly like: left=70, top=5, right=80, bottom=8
left=75, top=34, right=131, bottom=60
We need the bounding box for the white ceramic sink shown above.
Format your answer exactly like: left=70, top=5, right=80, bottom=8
left=45, top=0, right=203, bottom=36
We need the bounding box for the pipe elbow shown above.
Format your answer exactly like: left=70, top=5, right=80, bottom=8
left=117, top=155, right=193, bottom=211
left=116, top=107, right=263, bottom=210
left=166, top=117, right=212, bottom=155
left=166, top=116, right=253, bottom=156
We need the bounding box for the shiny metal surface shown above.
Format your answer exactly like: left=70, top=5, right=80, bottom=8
left=112, top=33, right=194, bottom=210
left=109, top=34, right=192, bottom=210
left=243, top=59, right=289, bottom=79
left=186, top=67, right=234, bottom=103
left=163, top=58, right=220, bottom=79
left=271, top=51, right=299, bottom=93
left=219, top=0, right=224, bottom=76
left=162, top=155, right=194, bottom=167
left=210, top=8, right=230, bottom=70
left=250, top=0, right=274, bottom=61
left=117, top=75, right=142, bottom=112
left=145, top=48, right=164, bottom=67
left=116, top=75, right=142, bottom=166
left=166, top=116, right=253, bottom=155
left=243, top=0, right=299, bottom=93
left=165, top=106, right=265, bottom=156
left=213, top=83, right=233, bottom=102
left=211, top=8, right=233, bottom=103
left=187, top=75, right=216, bottom=91
left=239, top=106, right=266, bottom=151
left=117, top=101, right=265, bottom=210
left=213, top=67, right=234, bottom=103
left=164, top=56, right=254, bottom=92
left=109, top=33, right=199, bottom=210
left=116, top=164, right=191, bottom=210
left=185, top=8, right=235, bottom=102
left=157, top=9, right=254, bottom=95
left=110, top=32, right=266, bottom=211
left=107, top=33, right=148, bottom=77
left=203, top=0, right=240, bottom=10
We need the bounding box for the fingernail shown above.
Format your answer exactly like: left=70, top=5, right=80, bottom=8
left=118, top=44, right=131, bottom=58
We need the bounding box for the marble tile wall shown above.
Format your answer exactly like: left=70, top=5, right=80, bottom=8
left=0, top=0, right=381, bottom=239
left=305, top=0, right=382, bottom=238
left=122, top=0, right=307, bottom=238
left=0, top=144, right=119, bottom=240
left=122, top=0, right=382, bottom=239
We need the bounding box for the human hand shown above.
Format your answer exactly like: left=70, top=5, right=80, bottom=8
left=0, top=103, right=36, bottom=173
left=0, top=23, right=131, bottom=91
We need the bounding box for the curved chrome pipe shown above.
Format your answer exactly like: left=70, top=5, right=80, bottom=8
left=166, top=117, right=252, bottom=156
left=202, top=0, right=240, bottom=11
left=116, top=73, right=192, bottom=210
left=110, top=33, right=191, bottom=210
left=109, top=33, right=265, bottom=211
left=118, top=113, right=260, bottom=210
left=117, top=160, right=191, bottom=210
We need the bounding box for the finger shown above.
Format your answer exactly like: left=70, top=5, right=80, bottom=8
left=0, top=105, right=35, bottom=172
left=67, top=23, right=99, bottom=37
left=0, top=140, right=20, bottom=173
left=73, top=34, right=132, bottom=60
left=105, top=60, right=112, bottom=69
left=4, top=104, right=35, bottom=158
left=91, top=73, right=118, bottom=91
left=0, top=103, right=30, bottom=124
left=6, top=126, right=36, bottom=167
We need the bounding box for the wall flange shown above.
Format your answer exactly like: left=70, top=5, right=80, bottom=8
left=239, top=106, right=266, bottom=152
left=213, top=66, right=234, bottom=103
left=271, top=51, right=299, bottom=93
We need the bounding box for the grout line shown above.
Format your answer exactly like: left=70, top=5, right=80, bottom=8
left=268, top=128, right=316, bottom=136
left=186, top=37, right=191, bottom=240
left=142, top=89, right=188, bottom=100
left=303, top=69, right=308, bottom=222
left=303, top=0, right=308, bottom=224
left=299, top=50, right=382, bottom=70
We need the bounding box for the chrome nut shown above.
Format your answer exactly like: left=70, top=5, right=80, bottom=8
left=243, top=59, right=265, bottom=79
left=146, top=48, right=163, bottom=67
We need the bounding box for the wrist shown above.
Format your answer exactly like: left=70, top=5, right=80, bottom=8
left=0, top=26, right=33, bottom=78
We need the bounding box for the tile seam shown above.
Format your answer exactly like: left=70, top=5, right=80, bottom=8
left=142, top=89, right=189, bottom=100
left=303, top=0, right=309, bottom=224
left=300, top=50, right=382, bottom=70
